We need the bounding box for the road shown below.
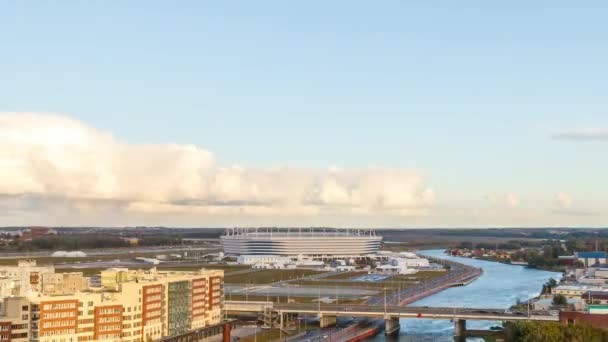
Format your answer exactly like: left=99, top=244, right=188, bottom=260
left=365, top=256, right=482, bottom=306
left=275, top=303, right=557, bottom=321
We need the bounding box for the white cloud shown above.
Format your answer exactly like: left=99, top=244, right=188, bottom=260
left=551, top=128, right=608, bottom=141
left=0, top=112, right=434, bottom=226
left=483, top=193, right=520, bottom=208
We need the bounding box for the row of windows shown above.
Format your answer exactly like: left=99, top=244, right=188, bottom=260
left=144, top=287, right=162, bottom=295
left=193, top=294, right=206, bottom=301
left=43, top=311, right=75, bottom=319
left=144, top=294, right=162, bottom=303
left=43, top=303, right=76, bottom=310
left=122, top=313, right=142, bottom=320
left=98, top=333, right=121, bottom=339
left=77, top=301, right=95, bottom=307
left=98, top=308, right=122, bottom=315
left=98, top=324, right=121, bottom=331
left=41, top=328, right=76, bottom=336
left=98, top=316, right=121, bottom=323
left=42, top=320, right=76, bottom=328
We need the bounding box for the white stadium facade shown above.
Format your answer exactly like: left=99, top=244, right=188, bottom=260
left=220, top=227, right=382, bottom=257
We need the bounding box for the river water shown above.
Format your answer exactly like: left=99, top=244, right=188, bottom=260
left=370, top=249, right=562, bottom=342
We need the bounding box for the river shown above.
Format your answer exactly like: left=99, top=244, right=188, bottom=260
left=370, top=249, right=562, bottom=342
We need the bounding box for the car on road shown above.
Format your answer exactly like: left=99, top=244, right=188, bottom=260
left=549, top=310, right=559, bottom=316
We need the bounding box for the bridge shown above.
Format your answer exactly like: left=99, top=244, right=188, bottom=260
left=225, top=301, right=559, bottom=339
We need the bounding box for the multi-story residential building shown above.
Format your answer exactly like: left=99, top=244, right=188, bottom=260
left=0, top=260, right=55, bottom=297
left=41, top=272, right=89, bottom=296
left=0, top=266, right=225, bottom=342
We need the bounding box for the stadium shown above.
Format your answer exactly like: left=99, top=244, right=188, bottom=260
left=220, top=227, right=382, bottom=257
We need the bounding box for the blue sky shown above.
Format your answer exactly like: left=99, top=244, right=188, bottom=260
left=1, top=1, right=607, bottom=227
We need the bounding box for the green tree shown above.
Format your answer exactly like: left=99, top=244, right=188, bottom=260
left=552, top=294, right=568, bottom=306
left=506, top=321, right=608, bottom=342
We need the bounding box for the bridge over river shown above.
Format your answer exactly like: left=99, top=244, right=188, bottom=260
left=226, top=300, right=559, bottom=339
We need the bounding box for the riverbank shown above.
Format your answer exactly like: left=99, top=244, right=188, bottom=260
left=317, top=255, right=484, bottom=342
left=464, top=255, right=566, bottom=273
left=367, top=249, right=561, bottom=341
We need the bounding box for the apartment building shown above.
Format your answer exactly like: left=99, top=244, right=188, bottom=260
left=0, top=260, right=55, bottom=297
left=41, top=273, right=89, bottom=296
left=0, top=266, right=224, bottom=342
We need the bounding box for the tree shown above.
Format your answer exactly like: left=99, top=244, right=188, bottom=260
left=506, top=321, right=608, bottom=342
left=553, top=294, right=568, bottom=306
left=542, top=278, right=559, bottom=294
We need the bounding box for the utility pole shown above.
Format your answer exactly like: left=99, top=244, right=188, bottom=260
left=335, top=284, right=339, bottom=305
left=384, top=287, right=387, bottom=313
left=398, top=281, right=401, bottom=305
left=318, top=286, right=321, bottom=313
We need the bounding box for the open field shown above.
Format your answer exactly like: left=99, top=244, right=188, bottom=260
left=228, top=294, right=365, bottom=304
left=56, top=263, right=248, bottom=276
left=292, top=271, right=444, bottom=291
left=379, top=229, right=548, bottom=250
left=321, top=271, right=368, bottom=280
left=225, top=269, right=325, bottom=284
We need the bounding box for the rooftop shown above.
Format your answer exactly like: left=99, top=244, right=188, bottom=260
left=223, top=227, right=379, bottom=238
left=583, top=291, right=608, bottom=300
left=578, top=252, right=608, bottom=259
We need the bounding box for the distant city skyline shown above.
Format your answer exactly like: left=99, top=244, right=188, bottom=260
left=1, top=1, right=608, bottom=227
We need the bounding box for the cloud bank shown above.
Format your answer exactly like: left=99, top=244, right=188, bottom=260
left=551, top=128, right=608, bottom=141
left=0, top=113, right=434, bottom=226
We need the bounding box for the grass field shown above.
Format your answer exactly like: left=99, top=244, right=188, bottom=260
left=225, top=269, right=325, bottom=284
left=228, top=294, right=365, bottom=304
left=291, top=271, right=444, bottom=291
left=321, top=271, right=368, bottom=280
left=238, top=328, right=281, bottom=342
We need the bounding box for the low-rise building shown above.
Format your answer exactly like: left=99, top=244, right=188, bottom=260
left=582, top=291, right=608, bottom=305
left=533, top=297, right=586, bottom=311
left=576, top=252, right=608, bottom=268
left=237, top=255, right=291, bottom=265
left=554, top=285, right=604, bottom=299
left=390, top=257, right=430, bottom=268
left=588, top=304, right=608, bottom=314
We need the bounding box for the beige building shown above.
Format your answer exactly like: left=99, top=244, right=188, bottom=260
left=0, top=265, right=224, bottom=342
left=41, top=272, right=89, bottom=296
left=0, top=297, right=30, bottom=342
left=0, top=260, right=55, bottom=297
